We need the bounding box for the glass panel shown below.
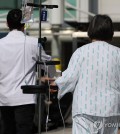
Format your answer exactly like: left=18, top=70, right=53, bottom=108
left=0, top=0, right=22, bottom=9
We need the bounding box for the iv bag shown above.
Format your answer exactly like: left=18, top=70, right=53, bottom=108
left=21, top=0, right=34, bottom=23
left=41, top=7, right=48, bottom=21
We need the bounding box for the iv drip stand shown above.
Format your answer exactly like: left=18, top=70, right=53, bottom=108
left=37, top=0, right=42, bottom=133
left=21, top=2, right=59, bottom=134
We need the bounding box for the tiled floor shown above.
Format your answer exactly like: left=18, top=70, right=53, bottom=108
left=42, top=127, right=72, bottom=134
left=42, top=128, right=120, bottom=134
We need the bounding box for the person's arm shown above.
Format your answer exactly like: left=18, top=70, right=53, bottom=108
left=55, top=48, right=84, bottom=99
left=41, top=46, right=56, bottom=77
left=33, top=41, right=56, bottom=78
left=41, top=46, right=51, bottom=61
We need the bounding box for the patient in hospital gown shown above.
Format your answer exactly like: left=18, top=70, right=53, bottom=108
left=51, top=15, right=120, bottom=134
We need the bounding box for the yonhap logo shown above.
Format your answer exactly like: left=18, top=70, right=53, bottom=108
left=88, top=121, right=103, bottom=133
left=91, top=120, right=120, bottom=133
left=93, top=121, right=103, bottom=130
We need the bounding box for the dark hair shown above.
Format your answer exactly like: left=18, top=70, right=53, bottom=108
left=88, top=14, right=114, bottom=41
left=7, top=9, right=25, bottom=31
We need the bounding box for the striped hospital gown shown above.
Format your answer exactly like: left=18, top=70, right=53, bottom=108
left=56, top=41, right=120, bottom=117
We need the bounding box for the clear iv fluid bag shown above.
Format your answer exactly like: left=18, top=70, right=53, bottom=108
left=21, top=0, right=34, bottom=23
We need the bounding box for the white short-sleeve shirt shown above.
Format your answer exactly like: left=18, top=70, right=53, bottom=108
left=0, top=30, right=51, bottom=106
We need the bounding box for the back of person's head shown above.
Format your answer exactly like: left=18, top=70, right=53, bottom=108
left=88, top=14, right=114, bottom=41
left=7, top=9, right=25, bottom=31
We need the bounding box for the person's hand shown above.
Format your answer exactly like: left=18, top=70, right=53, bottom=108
left=40, top=76, right=55, bottom=83
left=50, top=82, right=58, bottom=93
left=50, top=81, right=56, bottom=86
left=40, top=77, right=58, bottom=93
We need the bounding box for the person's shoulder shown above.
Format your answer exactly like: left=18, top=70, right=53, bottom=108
left=107, top=42, right=120, bottom=51
left=0, top=36, right=8, bottom=44
left=105, top=42, right=120, bottom=57
left=26, top=35, right=38, bottom=46
left=73, top=42, right=92, bottom=56
left=112, top=45, right=120, bottom=55
left=77, top=42, right=92, bottom=51
left=26, top=35, right=38, bottom=41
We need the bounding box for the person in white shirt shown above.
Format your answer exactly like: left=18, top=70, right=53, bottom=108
left=51, top=15, right=120, bottom=134
left=0, top=9, right=54, bottom=134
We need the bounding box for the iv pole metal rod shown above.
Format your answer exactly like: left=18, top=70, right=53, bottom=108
left=26, top=2, right=58, bottom=134
left=38, top=0, right=42, bottom=134
left=27, top=3, right=58, bottom=8
left=37, top=2, right=58, bottom=133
